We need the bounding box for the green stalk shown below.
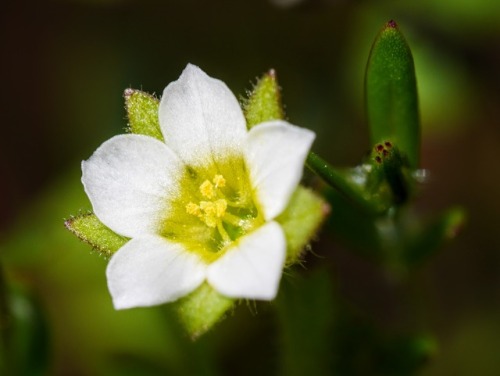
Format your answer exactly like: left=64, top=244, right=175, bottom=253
left=306, top=152, right=382, bottom=214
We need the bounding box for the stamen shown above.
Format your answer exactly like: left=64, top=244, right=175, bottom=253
left=215, top=199, right=227, bottom=217
left=213, top=174, right=226, bottom=188
left=217, top=221, right=231, bottom=244
left=192, top=200, right=227, bottom=229
left=226, top=200, right=248, bottom=209
left=199, top=201, right=217, bottom=227
left=222, top=212, right=243, bottom=227
left=186, top=202, right=201, bottom=216
left=200, top=180, right=215, bottom=199
left=199, top=201, right=215, bottom=215
left=185, top=173, right=253, bottom=245
left=204, top=217, right=218, bottom=228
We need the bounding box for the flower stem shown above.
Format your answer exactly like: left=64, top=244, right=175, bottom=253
left=306, top=152, right=381, bottom=215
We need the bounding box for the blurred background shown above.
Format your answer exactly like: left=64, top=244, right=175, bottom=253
left=1, top=0, right=500, bottom=374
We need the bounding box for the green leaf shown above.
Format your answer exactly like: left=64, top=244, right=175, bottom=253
left=173, top=283, right=234, bottom=340
left=64, top=213, right=128, bottom=257
left=124, top=89, right=163, bottom=141
left=276, top=186, right=328, bottom=264
left=365, top=20, right=420, bottom=168
left=243, top=69, right=284, bottom=128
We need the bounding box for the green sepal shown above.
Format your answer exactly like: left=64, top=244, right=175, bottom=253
left=243, top=69, right=284, bottom=128
left=124, top=89, right=163, bottom=141
left=64, top=213, right=128, bottom=257
left=403, top=207, right=466, bottom=266
left=173, top=282, right=234, bottom=340
left=365, top=20, right=420, bottom=168
left=277, top=186, right=328, bottom=265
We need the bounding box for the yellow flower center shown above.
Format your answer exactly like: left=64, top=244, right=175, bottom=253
left=186, top=175, right=242, bottom=246
left=159, top=156, right=264, bottom=262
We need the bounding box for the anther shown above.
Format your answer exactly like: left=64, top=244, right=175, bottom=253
left=200, top=180, right=215, bottom=199
left=213, top=175, right=226, bottom=188
left=186, top=174, right=233, bottom=238
left=215, top=199, right=227, bottom=217
left=186, top=202, right=201, bottom=216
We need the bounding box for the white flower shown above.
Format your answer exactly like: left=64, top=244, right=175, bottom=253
left=82, top=64, right=315, bottom=309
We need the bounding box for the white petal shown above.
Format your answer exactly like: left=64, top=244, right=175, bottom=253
left=107, top=235, right=206, bottom=309
left=207, top=221, right=286, bottom=300
left=82, top=134, right=184, bottom=238
left=159, top=64, right=247, bottom=167
left=245, top=121, right=315, bottom=220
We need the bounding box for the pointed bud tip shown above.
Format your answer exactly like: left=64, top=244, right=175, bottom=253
left=386, top=20, right=398, bottom=29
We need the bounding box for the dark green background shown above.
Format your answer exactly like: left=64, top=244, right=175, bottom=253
left=1, top=0, right=500, bottom=374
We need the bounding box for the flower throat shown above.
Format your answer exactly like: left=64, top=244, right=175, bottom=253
left=186, top=174, right=260, bottom=248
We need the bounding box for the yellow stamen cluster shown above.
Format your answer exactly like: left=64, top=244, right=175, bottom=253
left=186, top=175, right=229, bottom=229
left=185, top=202, right=202, bottom=216
left=213, top=174, right=226, bottom=188
left=200, top=180, right=215, bottom=199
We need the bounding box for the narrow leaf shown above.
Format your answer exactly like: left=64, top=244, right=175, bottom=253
left=124, top=89, right=163, bottom=141
left=243, top=69, right=284, bottom=127
left=64, top=213, right=128, bottom=257
left=365, top=20, right=420, bottom=168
